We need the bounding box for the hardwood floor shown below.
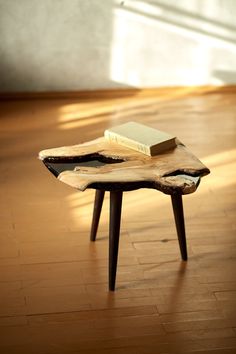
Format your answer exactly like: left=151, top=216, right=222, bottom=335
left=0, top=87, right=236, bottom=353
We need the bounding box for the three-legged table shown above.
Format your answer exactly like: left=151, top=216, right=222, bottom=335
left=39, top=137, right=210, bottom=290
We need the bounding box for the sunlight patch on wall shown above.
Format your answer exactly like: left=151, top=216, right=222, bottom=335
left=113, top=0, right=236, bottom=47
left=110, top=0, right=236, bottom=87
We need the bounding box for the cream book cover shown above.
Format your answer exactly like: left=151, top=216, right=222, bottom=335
left=104, top=121, right=176, bottom=156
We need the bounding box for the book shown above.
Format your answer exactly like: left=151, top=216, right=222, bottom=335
left=104, top=121, right=176, bottom=156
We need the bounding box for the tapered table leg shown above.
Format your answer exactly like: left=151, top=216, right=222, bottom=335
left=109, top=190, right=123, bottom=291
left=171, top=193, right=188, bottom=261
left=90, top=190, right=105, bottom=241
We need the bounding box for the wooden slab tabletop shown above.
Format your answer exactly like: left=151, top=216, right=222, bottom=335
left=39, top=137, right=210, bottom=195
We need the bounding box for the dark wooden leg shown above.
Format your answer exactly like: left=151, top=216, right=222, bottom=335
left=109, top=190, right=123, bottom=291
left=90, top=190, right=105, bottom=242
left=171, top=193, right=188, bottom=261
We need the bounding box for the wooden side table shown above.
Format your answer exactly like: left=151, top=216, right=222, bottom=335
left=39, top=137, right=210, bottom=291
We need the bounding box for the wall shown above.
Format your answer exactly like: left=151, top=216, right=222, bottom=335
left=0, top=0, right=236, bottom=92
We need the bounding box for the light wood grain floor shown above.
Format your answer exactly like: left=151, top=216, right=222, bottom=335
left=0, top=87, right=236, bottom=354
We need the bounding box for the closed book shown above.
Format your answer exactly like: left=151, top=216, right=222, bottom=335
left=104, top=121, right=176, bottom=156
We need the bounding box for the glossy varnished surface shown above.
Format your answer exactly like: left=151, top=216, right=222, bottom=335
left=0, top=87, right=236, bottom=353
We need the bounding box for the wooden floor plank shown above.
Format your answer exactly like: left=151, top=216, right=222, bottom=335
left=0, top=87, right=236, bottom=353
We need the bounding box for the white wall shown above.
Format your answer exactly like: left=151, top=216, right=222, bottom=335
left=0, top=0, right=236, bottom=92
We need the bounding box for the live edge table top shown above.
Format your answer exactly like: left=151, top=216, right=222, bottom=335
left=39, top=137, right=210, bottom=195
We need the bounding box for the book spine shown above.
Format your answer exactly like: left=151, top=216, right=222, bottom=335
left=104, top=130, right=151, bottom=156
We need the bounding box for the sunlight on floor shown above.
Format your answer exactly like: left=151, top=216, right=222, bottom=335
left=203, top=148, right=236, bottom=168
left=57, top=87, right=218, bottom=130
left=202, top=148, right=236, bottom=191
left=59, top=101, right=116, bottom=122
left=63, top=146, right=236, bottom=230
